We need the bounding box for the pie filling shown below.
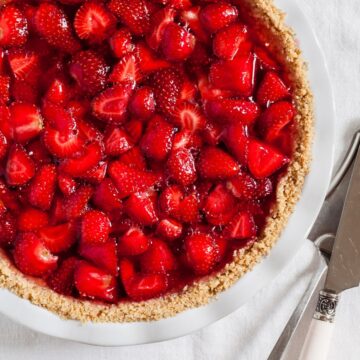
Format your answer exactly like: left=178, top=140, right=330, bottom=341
left=0, top=0, right=297, bottom=304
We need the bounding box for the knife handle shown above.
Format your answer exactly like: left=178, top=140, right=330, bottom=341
left=299, top=290, right=339, bottom=360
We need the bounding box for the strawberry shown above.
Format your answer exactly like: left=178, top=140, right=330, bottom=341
left=79, top=238, right=118, bottom=276
left=81, top=210, right=111, bottom=244
left=254, top=45, right=279, bottom=71
left=0, top=5, right=28, bottom=48
left=118, top=227, right=150, bottom=256
left=172, top=129, right=202, bottom=151
left=167, top=148, right=197, bottom=186
left=161, top=22, right=195, bottom=61
left=257, top=101, right=295, bottom=141
left=0, top=212, right=16, bottom=246
left=74, top=260, right=118, bottom=302
left=92, top=84, right=133, bottom=124
left=124, top=118, right=143, bottom=144
left=257, top=71, right=290, bottom=106
left=0, top=130, right=8, bottom=159
left=28, top=164, right=57, bottom=211
left=47, top=257, right=77, bottom=296
left=222, top=123, right=249, bottom=165
left=0, top=75, right=9, bottom=103
left=109, top=54, right=141, bottom=86
left=213, top=23, right=248, bottom=60
left=209, top=51, right=255, bottom=95
left=200, top=3, right=238, bottom=33
left=93, top=178, right=122, bottom=213
left=248, top=139, right=289, bottom=178
left=9, top=102, right=43, bottom=144
left=76, top=118, right=102, bottom=141
left=146, top=6, right=176, bottom=50
left=197, top=70, right=232, bottom=101
left=0, top=179, right=20, bottom=212
left=13, top=233, right=58, bottom=277
left=203, top=184, right=236, bottom=225
left=153, top=67, right=183, bottom=115
left=135, top=42, right=170, bottom=74
left=44, top=78, right=71, bottom=105
left=38, top=222, right=76, bottom=254
left=224, top=211, right=256, bottom=239
left=197, top=147, right=239, bottom=180
left=172, top=102, right=206, bottom=132
left=69, top=50, right=108, bottom=95
left=18, top=207, right=49, bottom=231
left=140, top=115, right=175, bottom=161
left=42, top=102, right=77, bottom=135
left=180, top=77, right=197, bottom=102
left=140, top=238, right=177, bottom=274
left=74, top=2, right=116, bottom=43
left=104, top=127, right=133, bottom=156
left=7, top=49, right=39, bottom=83
left=205, top=99, right=259, bottom=125
left=184, top=233, right=219, bottom=275
left=203, top=120, right=222, bottom=146
left=34, top=3, right=80, bottom=53
left=119, top=146, right=146, bottom=170
left=10, top=80, right=37, bottom=103
left=109, top=29, right=134, bottom=58
left=129, top=87, right=155, bottom=119
left=63, top=185, right=93, bottom=220
left=125, top=192, right=158, bottom=226
left=60, top=141, right=102, bottom=177
left=108, top=0, right=151, bottom=36
left=156, top=218, right=182, bottom=241
left=6, top=144, right=35, bottom=186
left=180, top=6, right=209, bottom=43
left=109, top=161, right=160, bottom=198
left=83, top=161, right=107, bottom=185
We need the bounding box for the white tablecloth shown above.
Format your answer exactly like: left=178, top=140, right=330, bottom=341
left=1, top=0, right=360, bottom=359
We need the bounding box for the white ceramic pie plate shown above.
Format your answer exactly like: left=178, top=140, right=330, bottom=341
left=0, top=0, right=335, bottom=346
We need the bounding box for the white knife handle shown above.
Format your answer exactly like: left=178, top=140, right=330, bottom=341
left=299, top=290, right=340, bottom=360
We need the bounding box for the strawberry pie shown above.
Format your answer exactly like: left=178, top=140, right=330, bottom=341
left=0, top=0, right=312, bottom=322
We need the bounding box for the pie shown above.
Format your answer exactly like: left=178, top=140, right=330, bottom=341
left=0, top=0, right=312, bottom=322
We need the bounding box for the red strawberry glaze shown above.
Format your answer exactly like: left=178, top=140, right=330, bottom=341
left=0, top=0, right=296, bottom=304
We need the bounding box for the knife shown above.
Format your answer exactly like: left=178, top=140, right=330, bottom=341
left=299, top=145, right=360, bottom=360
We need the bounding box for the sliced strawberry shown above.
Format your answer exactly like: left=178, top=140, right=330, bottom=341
left=18, top=207, right=49, bottom=231
left=47, top=257, right=77, bottom=296
left=79, top=238, right=118, bottom=276
left=79, top=161, right=107, bottom=185
left=140, top=115, right=175, bottom=161
left=180, top=6, right=209, bottom=43
left=203, top=184, right=236, bottom=225
left=93, top=178, right=122, bottom=214
left=199, top=3, right=238, bottom=33
left=6, top=144, right=35, bottom=186
left=258, top=101, right=295, bottom=141
left=156, top=218, right=182, bottom=241
left=44, top=78, right=71, bottom=105
left=257, top=71, right=290, bottom=106
left=9, top=102, right=43, bottom=144
left=224, top=211, right=257, bottom=239
left=205, top=98, right=259, bottom=126
left=0, top=212, right=16, bottom=247
left=180, top=77, right=197, bottom=101
left=197, top=147, right=239, bottom=180
left=172, top=129, right=202, bottom=151
left=254, top=45, right=279, bottom=71
left=13, top=233, right=58, bottom=277
left=161, top=22, right=195, bottom=62
left=118, top=147, right=146, bottom=170
left=28, top=164, right=57, bottom=211
left=108, top=0, right=150, bottom=36
left=0, top=5, right=28, bottom=48
left=7, top=49, right=39, bottom=83
left=34, top=3, right=80, bottom=53
left=248, top=139, right=289, bottom=178
left=146, top=6, right=176, bottom=50
left=63, top=185, right=93, bottom=220
left=213, top=22, right=248, bottom=60
left=197, top=71, right=232, bottom=101
left=136, top=42, right=170, bottom=76
left=167, top=148, right=197, bottom=186
left=118, top=227, right=150, bottom=256
left=0, top=75, right=9, bottom=103
left=172, top=102, right=206, bottom=132
left=152, top=67, right=183, bottom=115
left=76, top=118, right=102, bottom=142
left=74, top=1, right=116, bottom=43
left=125, top=192, right=158, bottom=226
left=69, top=50, right=108, bottom=95
left=81, top=209, right=111, bottom=245
left=108, top=54, right=141, bottom=85
left=74, top=260, right=118, bottom=302
left=222, top=123, right=249, bottom=165
left=209, top=51, right=255, bottom=95
left=129, top=87, right=155, bottom=120
left=140, top=238, right=177, bottom=274
left=60, top=141, right=102, bottom=177
left=109, top=161, right=160, bottom=198
left=104, top=127, right=133, bottom=156
left=92, top=84, right=133, bottom=124
left=184, top=233, right=219, bottom=275
left=109, top=28, right=134, bottom=58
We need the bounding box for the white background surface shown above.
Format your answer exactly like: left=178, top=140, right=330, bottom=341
left=1, top=0, right=360, bottom=359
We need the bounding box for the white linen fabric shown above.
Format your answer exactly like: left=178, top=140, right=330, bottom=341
left=1, top=0, right=360, bottom=359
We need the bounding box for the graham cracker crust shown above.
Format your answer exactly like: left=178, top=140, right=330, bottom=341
left=0, top=0, right=313, bottom=323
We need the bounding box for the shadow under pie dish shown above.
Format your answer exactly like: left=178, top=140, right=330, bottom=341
left=0, top=0, right=313, bottom=322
